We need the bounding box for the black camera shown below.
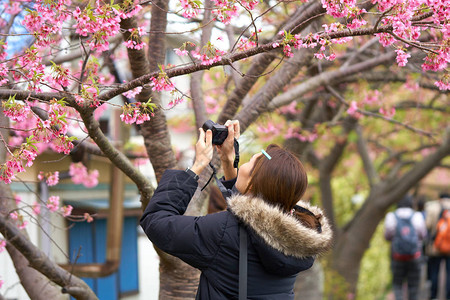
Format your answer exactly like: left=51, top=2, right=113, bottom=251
left=202, top=120, right=228, bottom=145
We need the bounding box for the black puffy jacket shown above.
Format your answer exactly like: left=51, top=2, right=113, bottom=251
left=140, top=170, right=333, bottom=299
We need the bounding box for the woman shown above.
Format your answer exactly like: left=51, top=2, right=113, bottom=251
left=140, top=120, right=333, bottom=299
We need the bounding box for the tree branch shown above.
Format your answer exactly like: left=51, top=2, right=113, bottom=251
left=355, top=124, right=379, bottom=187
left=0, top=215, right=98, bottom=300
left=380, top=127, right=450, bottom=206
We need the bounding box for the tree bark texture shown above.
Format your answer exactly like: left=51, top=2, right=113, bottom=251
left=156, top=249, right=200, bottom=300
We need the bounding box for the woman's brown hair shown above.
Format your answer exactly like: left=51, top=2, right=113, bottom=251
left=244, top=144, right=321, bottom=231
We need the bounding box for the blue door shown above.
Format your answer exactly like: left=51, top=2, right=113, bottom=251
left=68, top=216, right=139, bottom=298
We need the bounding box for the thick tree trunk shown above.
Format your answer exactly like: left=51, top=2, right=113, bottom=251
left=0, top=111, right=65, bottom=299
left=332, top=130, right=450, bottom=296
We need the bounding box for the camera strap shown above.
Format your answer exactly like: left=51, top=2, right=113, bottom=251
left=233, top=138, right=239, bottom=168
left=200, top=138, right=240, bottom=192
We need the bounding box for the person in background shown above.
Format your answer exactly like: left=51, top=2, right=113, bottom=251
left=140, top=120, right=333, bottom=299
left=384, top=194, right=427, bottom=300
left=425, top=192, right=450, bottom=300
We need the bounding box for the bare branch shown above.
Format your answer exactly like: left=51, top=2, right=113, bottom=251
left=355, top=125, right=379, bottom=186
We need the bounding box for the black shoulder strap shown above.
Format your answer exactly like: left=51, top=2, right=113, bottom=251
left=239, top=225, right=247, bottom=300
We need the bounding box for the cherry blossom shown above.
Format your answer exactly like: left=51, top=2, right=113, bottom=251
left=69, top=162, right=100, bottom=188
left=9, top=211, right=28, bottom=229
left=32, top=202, right=41, bottom=216
left=13, top=194, right=21, bottom=205
left=379, top=106, right=396, bottom=118
left=84, top=213, right=94, bottom=223
left=61, top=205, right=73, bottom=217
left=347, top=101, right=361, bottom=118
left=395, top=49, right=411, bottom=67
left=38, top=171, right=60, bottom=186
left=46, top=196, right=60, bottom=212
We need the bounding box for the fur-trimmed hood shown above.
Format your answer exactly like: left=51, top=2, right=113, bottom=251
left=228, top=193, right=333, bottom=259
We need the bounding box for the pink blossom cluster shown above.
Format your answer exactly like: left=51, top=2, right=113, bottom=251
left=75, top=85, right=100, bottom=108
left=435, top=78, right=450, bottom=90
left=371, top=0, right=449, bottom=75
left=192, top=46, right=226, bottom=66
left=46, top=64, right=71, bottom=88
left=114, top=1, right=142, bottom=19
left=123, top=86, right=143, bottom=99
left=22, top=0, right=71, bottom=47
left=379, top=106, right=396, bottom=118
left=38, top=171, right=60, bottom=186
left=124, top=39, right=146, bottom=50
left=124, top=27, right=147, bottom=50
left=9, top=211, right=28, bottom=230
left=422, top=48, right=449, bottom=72
left=94, top=103, right=109, bottom=120
left=0, top=42, right=7, bottom=85
left=33, top=202, right=41, bottom=215
left=46, top=196, right=60, bottom=212
left=274, top=31, right=339, bottom=60
left=4, top=1, right=21, bottom=15
left=372, top=0, right=404, bottom=12
left=237, top=37, right=257, bottom=51
left=395, top=49, right=411, bottom=67
left=205, top=96, right=219, bottom=114
left=14, top=194, right=21, bottom=205
left=285, top=127, right=318, bottom=142
left=211, top=0, right=239, bottom=24
left=376, top=33, right=396, bottom=47
left=0, top=141, right=38, bottom=184
left=174, top=48, right=189, bottom=56
left=72, top=2, right=122, bottom=52
left=279, top=101, right=301, bottom=115
left=50, top=135, right=75, bottom=155
left=120, top=102, right=153, bottom=124
left=69, top=162, right=99, bottom=188
left=167, top=97, right=185, bottom=109
left=2, top=98, right=31, bottom=122
left=14, top=47, right=45, bottom=92
left=321, top=0, right=357, bottom=18
left=173, top=41, right=196, bottom=57
left=84, top=213, right=94, bottom=223
left=180, top=0, right=201, bottom=18
left=240, top=0, right=259, bottom=10
left=61, top=205, right=73, bottom=217
left=257, top=122, right=283, bottom=141
left=151, top=75, right=175, bottom=92
left=346, top=101, right=361, bottom=118
left=363, top=90, right=381, bottom=104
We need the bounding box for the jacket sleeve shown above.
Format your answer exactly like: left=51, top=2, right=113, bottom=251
left=140, top=169, right=228, bottom=270
left=384, top=212, right=396, bottom=241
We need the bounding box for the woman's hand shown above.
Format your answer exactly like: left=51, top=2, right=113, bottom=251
left=216, top=120, right=240, bottom=180
left=191, top=128, right=213, bottom=175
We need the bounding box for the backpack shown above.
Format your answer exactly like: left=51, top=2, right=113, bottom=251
left=433, top=208, right=450, bottom=254
left=392, top=212, right=419, bottom=261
